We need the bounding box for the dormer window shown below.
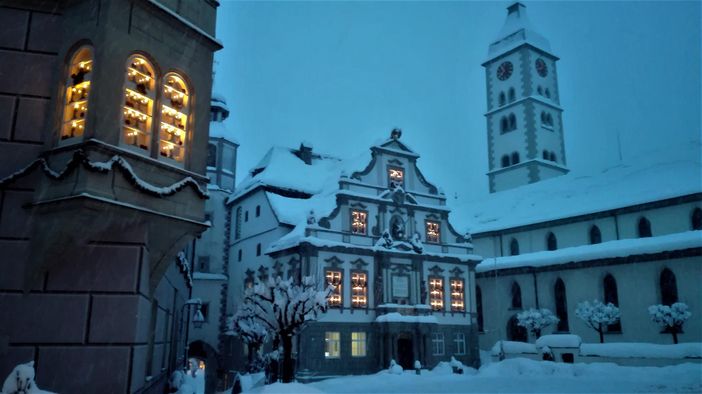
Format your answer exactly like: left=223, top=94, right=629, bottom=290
left=425, top=220, right=440, bottom=243
left=326, top=270, right=342, bottom=307
left=123, top=55, right=155, bottom=152
left=61, top=46, right=93, bottom=140
left=388, top=167, right=404, bottom=187
left=351, top=209, right=367, bottom=235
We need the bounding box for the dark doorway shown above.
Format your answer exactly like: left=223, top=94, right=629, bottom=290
left=507, top=315, right=528, bottom=342
left=397, top=337, right=414, bottom=370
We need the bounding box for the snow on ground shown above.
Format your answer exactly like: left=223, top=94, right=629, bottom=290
left=244, top=358, right=702, bottom=394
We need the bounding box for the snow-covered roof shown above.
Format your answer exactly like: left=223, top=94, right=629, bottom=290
left=375, top=312, right=438, bottom=324
left=476, top=230, right=702, bottom=273
left=453, top=140, right=702, bottom=234
left=580, top=342, right=702, bottom=359
left=535, top=334, right=582, bottom=349
left=486, top=2, right=553, bottom=62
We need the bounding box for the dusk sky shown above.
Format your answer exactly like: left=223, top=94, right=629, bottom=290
left=213, top=1, right=701, bottom=203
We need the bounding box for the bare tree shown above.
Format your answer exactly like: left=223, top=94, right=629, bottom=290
left=241, top=276, right=332, bottom=383
left=229, top=304, right=269, bottom=371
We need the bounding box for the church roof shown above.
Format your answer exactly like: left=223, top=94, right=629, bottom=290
left=486, top=2, right=554, bottom=63
left=452, top=140, right=702, bottom=234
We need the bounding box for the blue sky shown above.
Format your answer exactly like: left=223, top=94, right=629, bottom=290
left=213, top=1, right=701, bottom=202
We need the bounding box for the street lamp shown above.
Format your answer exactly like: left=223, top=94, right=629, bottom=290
left=181, top=298, right=205, bottom=370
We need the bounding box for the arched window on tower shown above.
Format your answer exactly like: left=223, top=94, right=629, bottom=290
left=159, top=73, right=190, bottom=162
left=638, top=217, right=652, bottom=238
left=691, top=208, right=702, bottom=230
left=589, top=225, right=602, bottom=244
left=499, top=92, right=506, bottom=107
left=542, top=150, right=549, bottom=160
left=509, top=238, right=519, bottom=256
left=547, top=113, right=554, bottom=126
left=545, top=88, right=551, bottom=98
left=546, top=232, right=557, bottom=251
left=511, top=151, right=520, bottom=165
left=501, top=155, right=510, bottom=168
left=554, top=278, right=569, bottom=332
left=508, top=87, right=516, bottom=102
left=537, top=86, right=543, bottom=95
left=500, top=116, right=508, bottom=133
left=603, top=274, right=621, bottom=332
left=476, top=286, right=484, bottom=332
left=511, top=282, right=522, bottom=309
left=61, top=46, right=93, bottom=141
left=508, top=113, right=517, bottom=130
left=660, top=268, right=678, bottom=306
left=235, top=207, right=242, bottom=240
left=123, top=55, right=156, bottom=152
left=550, top=152, right=557, bottom=162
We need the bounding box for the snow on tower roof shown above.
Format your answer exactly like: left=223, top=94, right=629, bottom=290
left=486, top=2, right=553, bottom=62
left=452, top=140, right=702, bottom=235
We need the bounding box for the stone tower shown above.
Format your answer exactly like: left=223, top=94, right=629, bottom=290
left=483, top=2, right=568, bottom=193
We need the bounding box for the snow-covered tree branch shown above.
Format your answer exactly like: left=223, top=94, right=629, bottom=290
left=517, top=308, right=559, bottom=339
left=575, top=300, right=621, bottom=343
left=648, top=302, right=691, bottom=344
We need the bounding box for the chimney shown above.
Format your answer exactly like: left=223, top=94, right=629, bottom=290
left=297, top=141, right=313, bottom=165
left=507, top=2, right=526, bottom=16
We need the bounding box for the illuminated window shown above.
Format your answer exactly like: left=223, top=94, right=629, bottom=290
left=450, top=278, right=465, bottom=312
left=454, top=333, right=466, bottom=355
left=160, top=73, right=190, bottom=162
left=351, top=271, right=367, bottom=308
left=326, top=270, right=342, bottom=307
left=324, top=332, right=340, bottom=358
left=426, top=220, right=440, bottom=243
left=429, top=277, right=444, bottom=311
left=61, top=47, right=93, bottom=140
left=351, top=332, right=367, bottom=357
left=388, top=167, right=404, bottom=187
left=123, top=55, right=155, bottom=152
left=351, top=210, right=367, bottom=235
left=431, top=332, right=444, bottom=355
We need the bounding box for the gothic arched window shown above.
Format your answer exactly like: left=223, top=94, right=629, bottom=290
left=542, top=150, right=549, bottom=160
left=235, top=207, right=242, bottom=240
left=61, top=46, right=93, bottom=140
left=476, top=286, right=484, bottom=332
left=508, top=87, right=516, bottom=102
left=545, top=88, right=551, bottom=98
left=123, top=55, right=156, bottom=152
left=590, top=225, right=602, bottom=244
left=500, top=116, right=508, bottom=133
left=507, top=314, right=527, bottom=342
left=499, top=92, right=506, bottom=107
left=508, top=113, right=517, bottom=130
left=638, top=217, right=652, bottom=238
left=660, top=268, right=678, bottom=306
left=159, top=73, right=190, bottom=162
left=540, top=111, right=547, bottom=125
left=501, top=155, right=510, bottom=168
left=691, top=208, right=702, bottom=230
left=509, top=238, right=519, bottom=256
left=550, top=152, right=557, bottom=162
left=604, top=274, right=621, bottom=332
left=537, top=86, right=543, bottom=95
left=511, top=151, right=520, bottom=165
left=546, top=232, right=557, bottom=251
left=511, top=282, right=522, bottom=309
left=554, top=278, right=569, bottom=332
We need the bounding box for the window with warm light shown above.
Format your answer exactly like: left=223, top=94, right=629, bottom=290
left=388, top=167, right=404, bottom=187
left=351, top=271, right=367, bottom=308
left=326, top=270, right=342, bottom=307
left=426, top=220, right=440, bottom=243
left=351, top=332, right=367, bottom=357
left=160, top=73, right=189, bottom=162
left=351, top=209, right=367, bottom=235
left=122, top=55, right=155, bottom=152
left=324, top=332, right=340, bottom=358
left=429, top=277, right=444, bottom=311
left=450, top=278, right=465, bottom=312
left=61, top=47, right=93, bottom=140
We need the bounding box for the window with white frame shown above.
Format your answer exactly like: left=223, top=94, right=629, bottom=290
left=325, top=332, right=340, bottom=358
left=432, top=332, right=445, bottom=356
left=326, top=270, right=342, bottom=307
left=454, top=333, right=466, bottom=355
left=351, top=332, right=367, bottom=357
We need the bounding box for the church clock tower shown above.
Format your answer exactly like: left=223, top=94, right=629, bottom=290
left=483, top=2, right=568, bottom=193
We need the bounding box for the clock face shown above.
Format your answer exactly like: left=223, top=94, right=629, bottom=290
left=535, top=58, right=548, bottom=77
left=496, top=61, right=513, bottom=81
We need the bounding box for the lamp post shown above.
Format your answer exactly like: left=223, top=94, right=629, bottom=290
left=181, top=298, right=206, bottom=370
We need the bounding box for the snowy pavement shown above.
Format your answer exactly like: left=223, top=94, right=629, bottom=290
left=244, top=358, right=702, bottom=393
